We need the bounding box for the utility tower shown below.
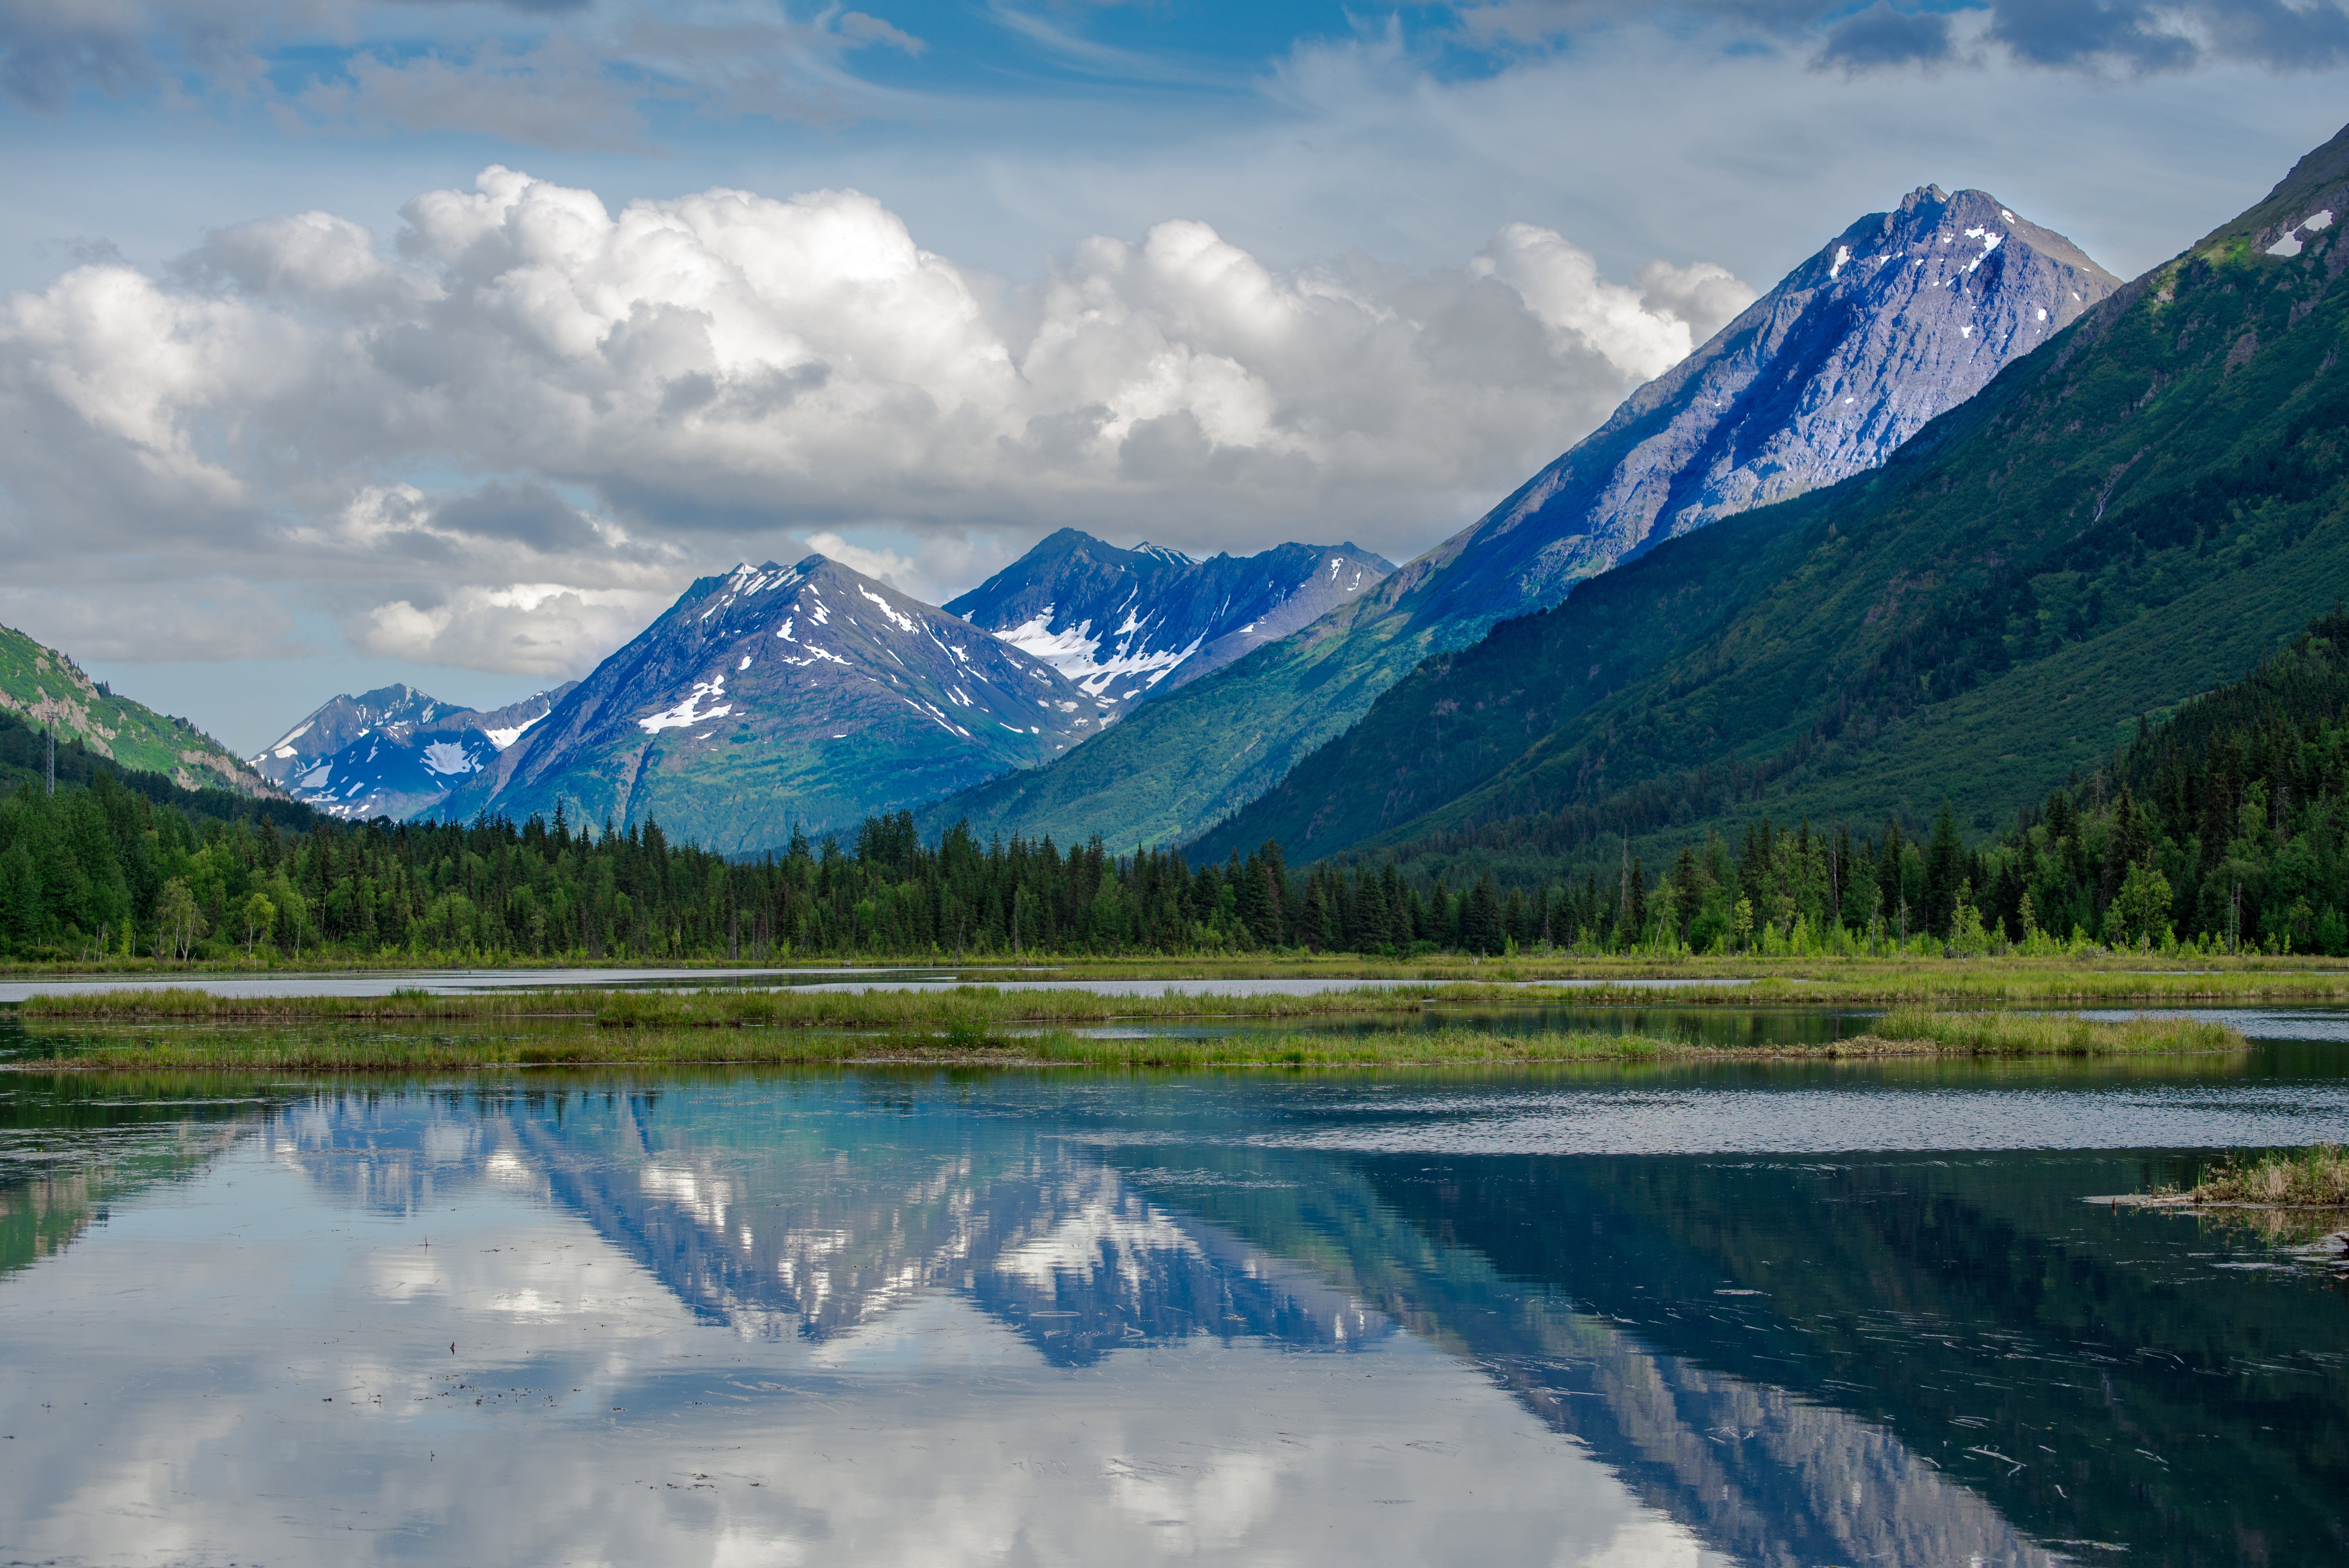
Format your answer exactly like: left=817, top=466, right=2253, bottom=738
left=46, top=725, right=55, bottom=796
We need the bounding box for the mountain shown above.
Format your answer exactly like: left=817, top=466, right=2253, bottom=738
left=1403, top=187, right=2117, bottom=631
left=1196, top=122, right=2349, bottom=878
left=945, top=531, right=1395, bottom=715
left=252, top=683, right=575, bottom=821
left=0, top=624, right=269, bottom=796
left=920, top=186, right=2118, bottom=851
left=434, top=556, right=1098, bottom=851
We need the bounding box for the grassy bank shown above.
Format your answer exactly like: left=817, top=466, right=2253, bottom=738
left=14, top=954, right=2349, bottom=1009
left=21, top=960, right=2349, bottom=1027
left=16, top=984, right=1449, bottom=1029
left=5, top=1008, right=2243, bottom=1073
left=1866, top=1007, right=2240, bottom=1056
left=2185, top=1144, right=2349, bottom=1206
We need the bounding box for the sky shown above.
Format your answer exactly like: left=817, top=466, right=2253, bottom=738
left=3, top=0, right=2347, bottom=754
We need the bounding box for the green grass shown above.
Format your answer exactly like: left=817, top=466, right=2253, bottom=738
left=2186, top=1144, right=2349, bottom=1207
left=1866, top=1007, right=2239, bottom=1056
left=15, top=952, right=2349, bottom=1015
left=6, top=1005, right=2244, bottom=1073
left=14, top=984, right=1453, bottom=1028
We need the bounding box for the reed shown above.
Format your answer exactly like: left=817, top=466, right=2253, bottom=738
left=1861, top=1007, right=2240, bottom=1056
left=2185, top=1144, right=2349, bottom=1206
left=16, top=984, right=1446, bottom=1028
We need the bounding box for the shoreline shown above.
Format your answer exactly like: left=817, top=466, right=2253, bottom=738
left=12, top=959, right=2349, bottom=1012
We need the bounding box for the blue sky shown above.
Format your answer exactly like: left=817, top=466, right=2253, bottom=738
left=5, top=0, right=2347, bottom=750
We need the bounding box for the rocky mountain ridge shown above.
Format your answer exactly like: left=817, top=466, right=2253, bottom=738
left=1407, top=185, right=2118, bottom=633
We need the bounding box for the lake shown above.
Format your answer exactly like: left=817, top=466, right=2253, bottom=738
left=3, top=1023, right=2346, bottom=1564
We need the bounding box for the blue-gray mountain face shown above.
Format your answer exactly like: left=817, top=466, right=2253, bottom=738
left=1406, top=185, right=2122, bottom=637
left=432, top=556, right=1097, bottom=852
left=916, top=187, right=2122, bottom=853
left=252, top=683, right=575, bottom=821
left=944, top=531, right=1395, bottom=716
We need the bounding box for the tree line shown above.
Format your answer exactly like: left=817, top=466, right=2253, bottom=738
left=0, top=767, right=1673, bottom=962
left=5, top=612, right=2346, bottom=962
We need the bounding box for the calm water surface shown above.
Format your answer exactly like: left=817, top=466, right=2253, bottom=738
left=2, top=1044, right=2346, bottom=1565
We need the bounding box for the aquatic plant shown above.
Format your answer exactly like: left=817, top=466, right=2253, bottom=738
left=2188, top=1144, right=2349, bottom=1206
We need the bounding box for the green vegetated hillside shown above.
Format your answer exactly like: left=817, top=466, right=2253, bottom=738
left=0, top=625, right=266, bottom=796
left=1199, top=122, right=2349, bottom=886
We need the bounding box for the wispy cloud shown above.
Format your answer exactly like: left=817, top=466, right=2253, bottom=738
left=1445, top=0, right=2349, bottom=74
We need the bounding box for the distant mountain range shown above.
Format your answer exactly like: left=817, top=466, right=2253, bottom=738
left=253, top=683, right=575, bottom=821
left=432, top=556, right=1101, bottom=851
left=0, top=624, right=267, bottom=795
left=945, top=532, right=1395, bottom=715
left=392, top=538, right=1400, bottom=852
left=918, top=185, right=2120, bottom=852
left=1192, top=121, right=2349, bottom=877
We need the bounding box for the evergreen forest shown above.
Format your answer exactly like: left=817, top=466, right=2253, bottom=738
left=5, top=612, right=2349, bottom=962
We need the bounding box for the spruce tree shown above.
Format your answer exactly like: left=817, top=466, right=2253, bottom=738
left=1463, top=875, right=1504, bottom=955
left=1923, top=800, right=1964, bottom=937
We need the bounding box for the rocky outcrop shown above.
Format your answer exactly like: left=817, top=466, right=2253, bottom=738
left=0, top=623, right=268, bottom=795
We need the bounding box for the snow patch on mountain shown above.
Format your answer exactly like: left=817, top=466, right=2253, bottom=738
left=421, top=741, right=477, bottom=775
left=639, top=675, right=734, bottom=734
left=480, top=708, right=552, bottom=750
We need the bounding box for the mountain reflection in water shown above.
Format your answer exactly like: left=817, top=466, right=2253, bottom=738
left=0, top=1069, right=2344, bottom=1566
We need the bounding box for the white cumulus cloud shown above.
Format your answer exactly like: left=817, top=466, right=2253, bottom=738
left=0, top=165, right=1749, bottom=674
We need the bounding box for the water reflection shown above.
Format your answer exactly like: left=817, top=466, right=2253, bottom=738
left=0, top=1067, right=2344, bottom=1565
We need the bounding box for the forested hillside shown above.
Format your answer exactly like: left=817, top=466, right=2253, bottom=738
left=0, top=712, right=319, bottom=834
left=1199, top=121, right=2349, bottom=891
left=0, top=626, right=268, bottom=796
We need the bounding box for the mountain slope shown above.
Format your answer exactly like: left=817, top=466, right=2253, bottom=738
left=0, top=624, right=269, bottom=796
left=1213, top=121, right=2349, bottom=879
left=253, top=683, right=574, bottom=821
left=946, top=531, right=1394, bottom=713
left=922, top=187, right=2116, bottom=851
left=435, top=557, right=1097, bottom=850
left=1411, top=186, right=2115, bottom=632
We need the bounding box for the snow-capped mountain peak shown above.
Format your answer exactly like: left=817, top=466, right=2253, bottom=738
left=253, top=682, right=576, bottom=820
left=429, top=554, right=1100, bottom=851
left=945, top=530, right=1395, bottom=716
